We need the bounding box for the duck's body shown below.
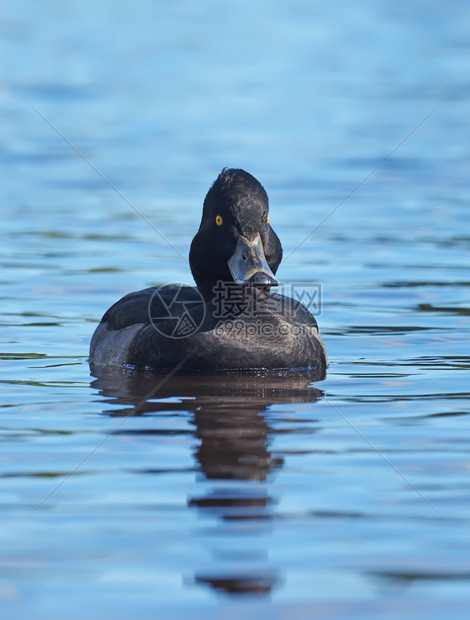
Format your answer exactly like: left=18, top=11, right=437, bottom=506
left=90, top=285, right=326, bottom=372
left=89, top=169, right=327, bottom=375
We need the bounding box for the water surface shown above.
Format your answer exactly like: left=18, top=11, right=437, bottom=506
left=1, top=1, right=470, bottom=618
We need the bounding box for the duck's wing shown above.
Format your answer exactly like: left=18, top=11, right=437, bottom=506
left=102, top=287, right=156, bottom=329
left=101, top=285, right=203, bottom=330
left=90, top=285, right=204, bottom=370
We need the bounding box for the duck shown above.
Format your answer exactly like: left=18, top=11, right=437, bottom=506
left=89, top=168, right=327, bottom=375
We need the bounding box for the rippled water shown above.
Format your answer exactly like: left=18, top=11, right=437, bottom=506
left=2, top=1, right=470, bottom=618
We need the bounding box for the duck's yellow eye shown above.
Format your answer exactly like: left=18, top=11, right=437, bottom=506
left=266, top=215, right=270, bottom=224
left=215, top=214, right=223, bottom=226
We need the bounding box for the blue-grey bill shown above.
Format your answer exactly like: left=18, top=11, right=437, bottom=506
left=228, top=233, right=279, bottom=286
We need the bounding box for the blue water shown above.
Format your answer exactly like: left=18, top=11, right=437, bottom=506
left=1, top=1, right=470, bottom=618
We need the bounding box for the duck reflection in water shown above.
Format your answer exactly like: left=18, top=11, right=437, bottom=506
left=91, top=369, right=323, bottom=596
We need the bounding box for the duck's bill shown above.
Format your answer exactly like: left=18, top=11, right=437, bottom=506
left=228, top=233, right=279, bottom=287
